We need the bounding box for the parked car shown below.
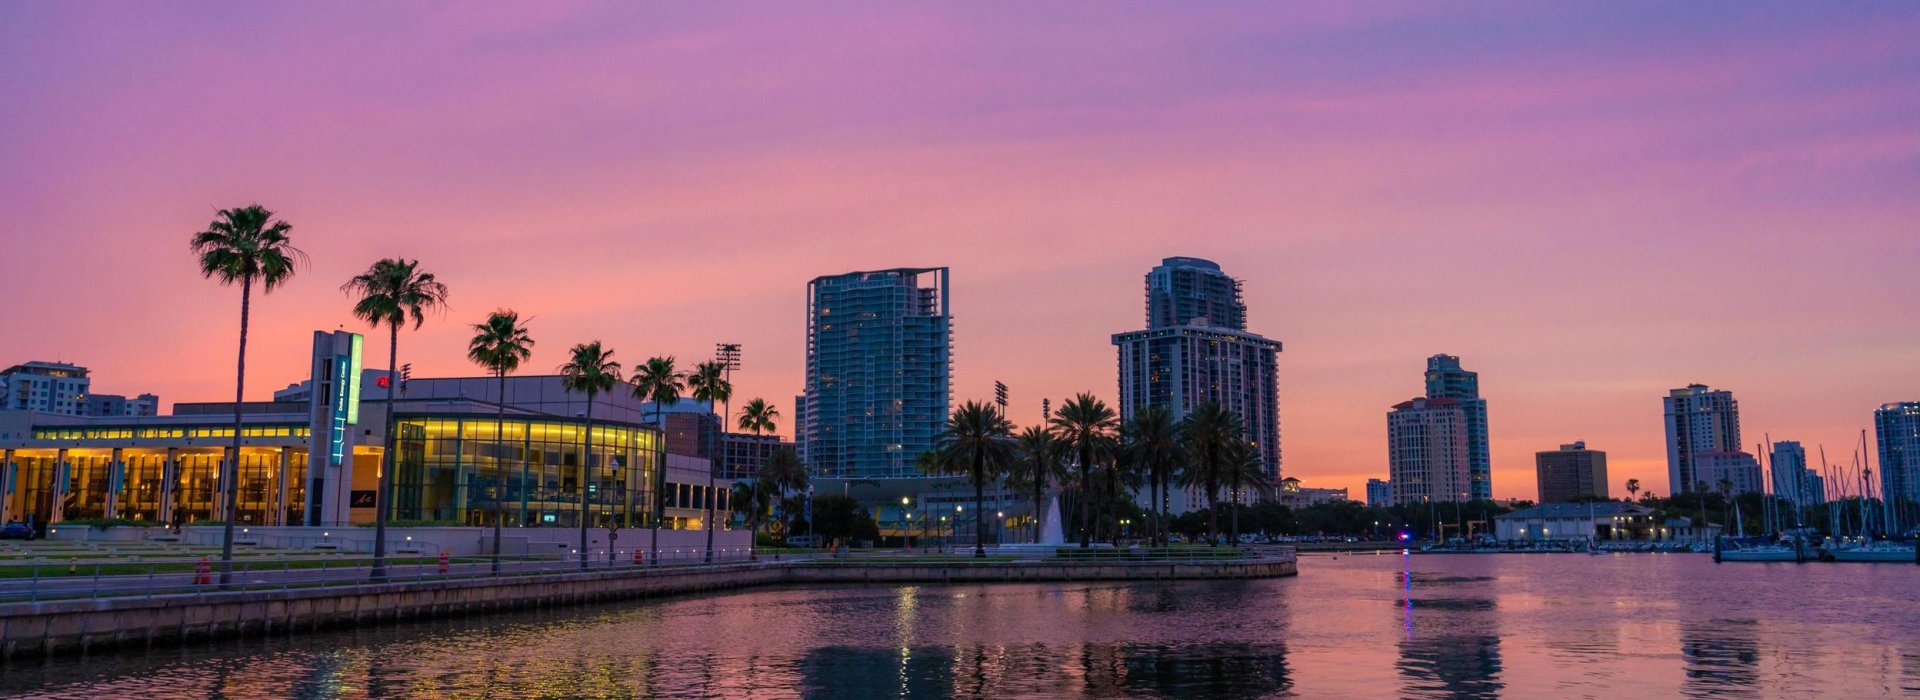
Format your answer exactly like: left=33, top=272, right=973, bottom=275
left=0, top=522, right=32, bottom=540
left=784, top=535, right=819, bottom=548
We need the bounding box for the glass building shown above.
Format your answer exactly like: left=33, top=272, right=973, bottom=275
left=801, top=267, right=951, bottom=481
left=1425, top=355, right=1491, bottom=501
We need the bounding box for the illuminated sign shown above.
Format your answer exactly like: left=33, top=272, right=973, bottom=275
left=344, top=333, right=363, bottom=425
left=327, top=332, right=365, bottom=469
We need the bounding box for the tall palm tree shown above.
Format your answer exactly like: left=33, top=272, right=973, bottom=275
left=1625, top=478, right=1641, bottom=503
left=558, top=342, right=620, bottom=570
left=926, top=402, right=1017, bottom=557
left=737, top=398, right=779, bottom=436
left=730, top=480, right=771, bottom=542
left=190, top=204, right=304, bottom=586
left=468, top=310, right=533, bottom=574
left=1048, top=393, right=1118, bottom=549
left=1222, top=439, right=1275, bottom=547
left=1122, top=406, right=1181, bottom=547
left=632, top=356, right=684, bottom=564
left=687, top=360, right=732, bottom=562
left=343, top=258, right=448, bottom=580
left=1178, top=402, right=1239, bottom=547
left=1009, top=426, right=1062, bottom=543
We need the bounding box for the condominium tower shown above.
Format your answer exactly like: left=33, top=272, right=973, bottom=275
left=1113, top=257, right=1282, bottom=512
left=1663, top=384, right=1741, bottom=494
left=1877, top=402, right=1920, bottom=505
left=800, top=267, right=952, bottom=481
left=1387, top=397, right=1469, bottom=505
left=1425, top=355, right=1491, bottom=500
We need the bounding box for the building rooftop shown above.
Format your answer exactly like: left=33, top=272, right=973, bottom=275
left=1497, top=502, right=1652, bottom=520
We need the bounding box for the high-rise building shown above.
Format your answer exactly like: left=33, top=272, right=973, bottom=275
left=1663, top=384, right=1741, bottom=494
left=1114, top=257, right=1282, bottom=512
left=801, top=267, right=951, bottom=481
left=1366, top=478, right=1391, bottom=508
left=1876, top=402, right=1920, bottom=505
left=1693, top=451, right=1764, bottom=496
left=1534, top=441, right=1608, bottom=504
left=1388, top=397, right=1469, bottom=505
left=1768, top=441, right=1824, bottom=511
left=0, top=362, right=91, bottom=414
left=1424, top=355, right=1490, bottom=500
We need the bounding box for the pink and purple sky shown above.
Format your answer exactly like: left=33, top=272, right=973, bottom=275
left=2, top=3, right=1916, bottom=499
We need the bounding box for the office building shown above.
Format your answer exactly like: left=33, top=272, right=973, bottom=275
left=1535, top=441, right=1608, bottom=504
left=1114, top=257, right=1282, bottom=513
left=1769, top=441, right=1825, bottom=509
left=1877, top=402, right=1920, bottom=505
left=801, top=267, right=951, bottom=481
left=1424, top=355, right=1491, bottom=500
left=0, top=330, right=734, bottom=534
left=1387, top=397, right=1470, bottom=505
left=1664, top=384, right=1741, bottom=494
left=1367, top=478, right=1391, bottom=507
left=720, top=432, right=792, bottom=481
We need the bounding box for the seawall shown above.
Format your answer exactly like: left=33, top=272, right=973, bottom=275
left=0, top=556, right=1295, bottom=660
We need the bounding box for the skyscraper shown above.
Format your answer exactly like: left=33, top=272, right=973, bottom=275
left=801, top=267, right=951, bottom=481
left=1114, top=257, right=1282, bottom=511
left=1876, top=402, right=1920, bottom=505
left=1424, top=355, right=1490, bottom=500
left=1366, top=478, right=1392, bottom=507
left=1768, top=441, right=1824, bottom=511
left=1388, top=397, right=1469, bottom=505
left=1663, top=384, right=1741, bottom=494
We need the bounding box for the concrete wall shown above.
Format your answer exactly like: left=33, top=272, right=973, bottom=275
left=174, top=525, right=751, bottom=559
left=0, top=556, right=1295, bottom=660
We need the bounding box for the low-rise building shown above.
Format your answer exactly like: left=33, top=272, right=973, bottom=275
left=1273, top=477, right=1348, bottom=508
left=1493, top=502, right=1656, bottom=541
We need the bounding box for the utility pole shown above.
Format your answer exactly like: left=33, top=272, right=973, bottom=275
left=708, top=343, right=741, bottom=562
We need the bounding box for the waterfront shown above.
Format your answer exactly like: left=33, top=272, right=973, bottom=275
left=5, top=553, right=1919, bottom=698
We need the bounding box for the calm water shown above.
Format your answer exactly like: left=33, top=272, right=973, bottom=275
left=5, top=553, right=1919, bottom=698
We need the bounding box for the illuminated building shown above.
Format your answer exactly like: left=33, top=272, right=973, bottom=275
left=0, top=361, right=158, bottom=417
left=0, top=330, right=727, bottom=532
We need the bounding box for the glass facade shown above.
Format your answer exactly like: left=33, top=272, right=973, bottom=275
left=390, top=416, right=661, bottom=528
left=803, top=267, right=952, bottom=480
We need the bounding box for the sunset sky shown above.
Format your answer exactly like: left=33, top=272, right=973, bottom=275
left=2, top=3, right=1915, bottom=500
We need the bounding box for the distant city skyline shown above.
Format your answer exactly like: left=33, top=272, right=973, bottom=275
left=2, top=3, right=1916, bottom=500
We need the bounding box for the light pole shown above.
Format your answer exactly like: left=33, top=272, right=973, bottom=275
left=900, top=496, right=912, bottom=549
left=707, top=343, right=740, bottom=563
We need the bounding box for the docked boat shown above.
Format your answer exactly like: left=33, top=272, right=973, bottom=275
left=1716, top=536, right=1808, bottom=563
left=1825, top=540, right=1917, bottom=563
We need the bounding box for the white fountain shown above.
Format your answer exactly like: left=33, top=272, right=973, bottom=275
left=1038, top=495, right=1066, bottom=545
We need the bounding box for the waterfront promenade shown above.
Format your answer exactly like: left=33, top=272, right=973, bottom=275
left=0, top=545, right=1297, bottom=660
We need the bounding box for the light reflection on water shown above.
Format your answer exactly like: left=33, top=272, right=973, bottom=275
left=5, top=553, right=1919, bottom=698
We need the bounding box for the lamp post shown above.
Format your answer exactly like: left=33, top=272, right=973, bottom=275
left=707, top=343, right=740, bottom=563
left=900, top=496, right=912, bottom=549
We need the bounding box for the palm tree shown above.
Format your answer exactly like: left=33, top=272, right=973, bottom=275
left=730, top=480, right=772, bottom=543
left=1695, top=480, right=1711, bottom=543
left=1121, top=406, right=1180, bottom=547
left=631, top=356, right=685, bottom=564
left=1009, top=426, right=1062, bottom=543
left=1222, top=439, right=1275, bottom=546
left=758, top=447, right=808, bottom=541
left=558, top=342, right=620, bottom=570
left=467, top=310, right=534, bottom=575
left=343, top=258, right=448, bottom=580
left=1625, top=478, right=1641, bottom=503
left=1178, top=402, right=1240, bottom=547
left=1718, top=478, right=1735, bottom=533
left=687, top=360, right=732, bottom=562
left=1048, top=393, right=1118, bottom=549
left=925, top=402, right=1016, bottom=557
left=190, top=204, right=304, bottom=586
left=738, top=398, right=779, bottom=436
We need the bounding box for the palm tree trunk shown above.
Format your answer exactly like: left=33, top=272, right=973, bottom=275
left=1079, top=445, right=1092, bottom=549
left=1032, top=470, right=1044, bottom=544
left=649, top=405, right=664, bottom=565
left=973, top=451, right=987, bottom=558
left=1149, top=468, right=1160, bottom=548
left=372, top=323, right=398, bottom=581
left=218, top=276, right=251, bottom=588
left=579, top=397, right=593, bottom=570
left=492, top=371, right=505, bottom=575
left=1230, top=478, right=1241, bottom=548
left=704, top=399, right=720, bottom=563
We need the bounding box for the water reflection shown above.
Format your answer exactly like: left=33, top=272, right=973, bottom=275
left=7, top=555, right=1919, bottom=698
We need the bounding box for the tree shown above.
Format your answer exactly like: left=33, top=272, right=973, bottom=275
left=925, top=402, right=1016, bottom=557
left=737, top=398, right=779, bottom=435
left=810, top=494, right=879, bottom=550
left=1049, top=393, right=1118, bottom=549
left=1625, top=478, right=1641, bottom=503
left=558, top=342, right=620, bottom=569
left=687, top=360, right=732, bottom=562
left=730, top=480, right=772, bottom=541
left=1008, top=426, right=1063, bottom=543
left=631, top=356, right=685, bottom=564
left=343, top=258, right=448, bottom=580
left=1178, top=402, right=1239, bottom=547
left=1222, top=439, right=1275, bottom=546
left=190, top=204, right=305, bottom=587
left=467, top=310, right=533, bottom=575
left=1121, top=405, right=1181, bottom=547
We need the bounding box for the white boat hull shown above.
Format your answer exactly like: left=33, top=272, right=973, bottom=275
left=1718, top=549, right=1799, bottom=562
left=1829, top=548, right=1916, bottom=563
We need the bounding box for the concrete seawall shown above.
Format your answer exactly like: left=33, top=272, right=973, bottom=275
left=0, top=556, right=1295, bottom=660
